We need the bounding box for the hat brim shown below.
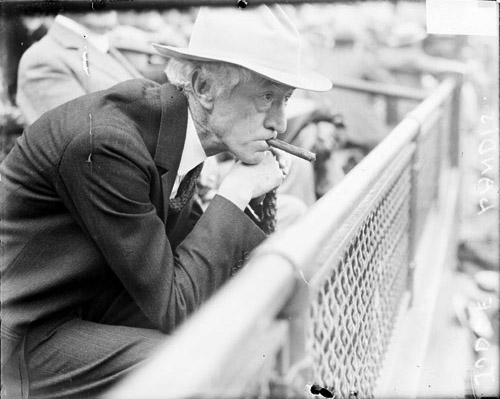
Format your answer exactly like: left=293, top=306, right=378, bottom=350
left=153, top=44, right=332, bottom=92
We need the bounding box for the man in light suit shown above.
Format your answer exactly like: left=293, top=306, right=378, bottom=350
left=16, top=11, right=144, bottom=125
left=1, top=5, right=331, bottom=398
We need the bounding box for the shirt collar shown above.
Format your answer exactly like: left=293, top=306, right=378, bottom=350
left=55, top=15, right=110, bottom=53
left=177, top=110, right=207, bottom=177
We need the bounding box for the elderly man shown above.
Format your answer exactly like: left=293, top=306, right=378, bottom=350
left=1, top=5, right=331, bottom=398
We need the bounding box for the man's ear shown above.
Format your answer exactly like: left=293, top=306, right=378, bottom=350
left=191, top=71, right=214, bottom=111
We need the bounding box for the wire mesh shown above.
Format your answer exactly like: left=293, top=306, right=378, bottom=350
left=308, top=159, right=412, bottom=398
left=413, top=109, right=443, bottom=242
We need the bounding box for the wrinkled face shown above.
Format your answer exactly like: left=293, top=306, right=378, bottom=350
left=208, top=75, right=294, bottom=164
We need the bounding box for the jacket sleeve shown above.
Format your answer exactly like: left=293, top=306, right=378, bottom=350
left=56, top=125, right=266, bottom=333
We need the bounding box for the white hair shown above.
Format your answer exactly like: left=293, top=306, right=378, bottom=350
left=165, top=58, right=263, bottom=98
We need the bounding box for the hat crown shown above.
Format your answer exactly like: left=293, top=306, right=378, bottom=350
left=189, top=5, right=302, bottom=75
left=152, top=5, right=332, bottom=91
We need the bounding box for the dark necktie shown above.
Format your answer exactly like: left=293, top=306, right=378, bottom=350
left=169, top=163, right=204, bottom=214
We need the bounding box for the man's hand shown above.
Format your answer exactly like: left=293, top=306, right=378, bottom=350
left=217, top=151, right=285, bottom=210
left=269, top=147, right=291, bottom=178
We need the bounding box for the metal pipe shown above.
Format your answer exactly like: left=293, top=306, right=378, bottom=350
left=330, top=76, right=429, bottom=101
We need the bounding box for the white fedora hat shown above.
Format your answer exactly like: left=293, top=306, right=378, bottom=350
left=153, top=5, right=332, bottom=92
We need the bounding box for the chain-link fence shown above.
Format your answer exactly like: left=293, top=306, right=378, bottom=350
left=309, top=150, right=412, bottom=398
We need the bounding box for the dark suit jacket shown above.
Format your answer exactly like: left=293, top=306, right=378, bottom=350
left=1, top=79, right=266, bottom=363
left=16, top=20, right=143, bottom=125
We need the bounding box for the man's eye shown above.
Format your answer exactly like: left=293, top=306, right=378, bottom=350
left=255, top=93, right=274, bottom=108
left=262, top=93, right=274, bottom=102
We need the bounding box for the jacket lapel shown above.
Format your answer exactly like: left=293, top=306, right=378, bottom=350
left=154, top=84, right=189, bottom=220
left=48, top=21, right=83, bottom=49
left=49, top=22, right=141, bottom=81
left=85, top=45, right=140, bottom=82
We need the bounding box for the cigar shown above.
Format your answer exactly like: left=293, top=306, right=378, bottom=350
left=267, top=138, right=316, bottom=162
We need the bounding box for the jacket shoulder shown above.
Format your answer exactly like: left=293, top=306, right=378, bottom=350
left=18, top=34, right=71, bottom=73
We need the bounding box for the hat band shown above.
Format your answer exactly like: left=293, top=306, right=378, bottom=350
left=187, top=45, right=302, bottom=75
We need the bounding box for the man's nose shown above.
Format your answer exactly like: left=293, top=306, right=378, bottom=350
left=264, top=101, right=287, bottom=134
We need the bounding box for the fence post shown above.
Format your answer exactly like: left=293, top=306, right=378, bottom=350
left=407, top=125, right=421, bottom=305
left=449, top=74, right=463, bottom=167
left=386, top=97, right=399, bottom=125
left=449, top=75, right=464, bottom=274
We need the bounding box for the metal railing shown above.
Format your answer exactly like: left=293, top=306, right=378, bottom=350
left=328, top=76, right=429, bottom=126
left=106, top=76, right=462, bottom=399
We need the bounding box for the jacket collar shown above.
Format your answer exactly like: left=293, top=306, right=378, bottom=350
left=47, top=20, right=142, bottom=79
left=154, top=84, right=189, bottom=172
left=54, top=15, right=109, bottom=52
left=48, top=19, right=90, bottom=50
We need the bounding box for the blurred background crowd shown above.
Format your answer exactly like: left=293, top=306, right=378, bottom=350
left=0, top=1, right=498, bottom=394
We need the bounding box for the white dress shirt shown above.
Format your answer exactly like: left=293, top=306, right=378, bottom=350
left=170, top=111, right=207, bottom=198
